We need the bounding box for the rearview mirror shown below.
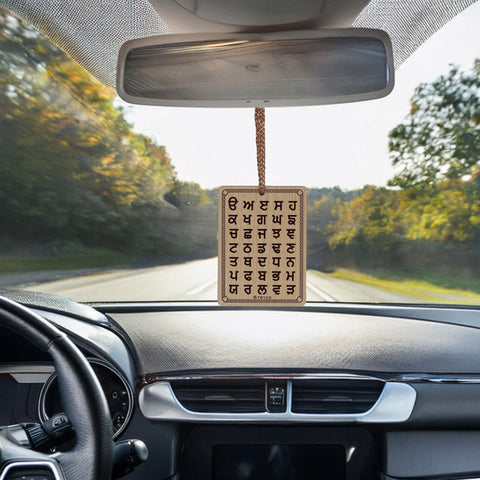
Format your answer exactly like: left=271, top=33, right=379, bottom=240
left=117, top=29, right=394, bottom=107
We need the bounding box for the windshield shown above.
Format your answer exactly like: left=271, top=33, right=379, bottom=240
left=1, top=5, right=480, bottom=304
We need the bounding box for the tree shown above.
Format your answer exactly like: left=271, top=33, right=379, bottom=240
left=164, top=180, right=211, bottom=209
left=328, top=186, right=402, bottom=249
left=402, top=175, right=480, bottom=243
left=0, top=7, right=178, bottom=249
left=389, top=60, right=480, bottom=189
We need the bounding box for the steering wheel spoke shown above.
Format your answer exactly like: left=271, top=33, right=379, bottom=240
left=0, top=432, right=65, bottom=480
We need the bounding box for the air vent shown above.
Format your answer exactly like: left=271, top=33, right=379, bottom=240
left=291, top=379, right=384, bottom=414
left=170, top=380, right=266, bottom=413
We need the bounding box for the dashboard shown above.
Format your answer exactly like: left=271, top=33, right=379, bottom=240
left=1, top=289, right=480, bottom=480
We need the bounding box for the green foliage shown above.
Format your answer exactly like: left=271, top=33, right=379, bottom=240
left=326, top=176, right=480, bottom=273
left=389, top=61, right=480, bottom=189
left=403, top=175, right=480, bottom=242
left=165, top=180, right=212, bottom=209
left=320, top=60, right=480, bottom=278
left=0, top=7, right=215, bottom=262
left=328, top=186, right=402, bottom=249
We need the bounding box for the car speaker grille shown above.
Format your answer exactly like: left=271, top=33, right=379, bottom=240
left=170, top=380, right=266, bottom=413
left=291, top=379, right=384, bottom=414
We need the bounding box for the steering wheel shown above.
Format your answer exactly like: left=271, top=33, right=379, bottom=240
left=0, top=295, right=113, bottom=480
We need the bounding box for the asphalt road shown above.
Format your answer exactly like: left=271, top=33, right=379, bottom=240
left=19, top=257, right=423, bottom=303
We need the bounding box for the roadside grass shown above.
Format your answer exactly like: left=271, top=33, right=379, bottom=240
left=324, top=268, right=480, bottom=304
left=0, top=251, right=131, bottom=273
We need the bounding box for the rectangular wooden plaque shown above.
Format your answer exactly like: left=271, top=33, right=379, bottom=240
left=218, top=186, right=306, bottom=306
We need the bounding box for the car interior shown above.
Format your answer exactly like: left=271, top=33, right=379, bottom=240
left=1, top=0, right=480, bottom=480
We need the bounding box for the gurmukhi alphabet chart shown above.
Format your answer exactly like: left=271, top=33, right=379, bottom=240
left=218, top=186, right=306, bottom=306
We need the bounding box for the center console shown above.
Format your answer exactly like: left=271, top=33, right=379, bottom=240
left=182, top=426, right=375, bottom=480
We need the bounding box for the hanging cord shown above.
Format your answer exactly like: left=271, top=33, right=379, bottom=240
left=255, top=107, right=266, bottom=195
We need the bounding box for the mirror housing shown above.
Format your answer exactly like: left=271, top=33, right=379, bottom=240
left=117, top=29, right=394, bottom=107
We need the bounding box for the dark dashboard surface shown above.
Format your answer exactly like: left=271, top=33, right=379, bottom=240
left=2, top=293, right=480, bottom=480
left=111, top=308, right=480, bottom=374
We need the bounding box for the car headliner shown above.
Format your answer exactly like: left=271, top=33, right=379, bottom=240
left=0, top=0, right=477, bottom=87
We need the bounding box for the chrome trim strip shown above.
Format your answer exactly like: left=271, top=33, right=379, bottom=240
left=0, top=364, right=54, bottom=374
left=140, top=371, right=480, bottom=385
left=0, top=363, right=54, bottom=373
left=10, top=373, right=53, bottom=384
left=142, top=372, right=387, bottom=382
left=286, top=379, right=293, bottom=413
left=381, top=474, right=480, bottom=480
left=396, top=374, right=480, bottom=384
left=139, top=381, right=416, bottom=423
left=0, top=364, right=54, bottom=384
left=0, top=461, right=63, bottom=480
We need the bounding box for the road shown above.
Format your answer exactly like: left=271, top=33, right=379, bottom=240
left=17, top=257, right=423, bottom=303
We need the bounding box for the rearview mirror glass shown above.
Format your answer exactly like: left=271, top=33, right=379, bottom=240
left=117, top=29, right=394, bottom=107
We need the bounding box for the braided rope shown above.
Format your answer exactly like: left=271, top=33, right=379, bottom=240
left=255, top=107, right=266, bottom=195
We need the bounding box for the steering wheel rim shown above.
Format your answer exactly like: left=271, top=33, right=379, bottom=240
left=0, top=295, right=113, bottom=480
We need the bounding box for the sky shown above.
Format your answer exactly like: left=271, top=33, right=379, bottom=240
left=119, top=2, right=480, bottom=191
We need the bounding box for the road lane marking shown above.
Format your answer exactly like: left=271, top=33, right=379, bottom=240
left=186, top=278, right=218, bottom=296
left=306, top=281, right=337, bottom=302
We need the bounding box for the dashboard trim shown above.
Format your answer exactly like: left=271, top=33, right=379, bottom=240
left=139, top=378, right=417, bottom=423
left=396, top=374, right=480, bottom=384
left=5, top=364, right=480, bottom=386
left=138, top=371, right=480, bottom=387
left=140, top=372, right=387, bottom=383
left=381, top=474, right=480, bottom=480
left=0, top=364, right=55, bottom=384
left=0, top=461, right=63, bottom=480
